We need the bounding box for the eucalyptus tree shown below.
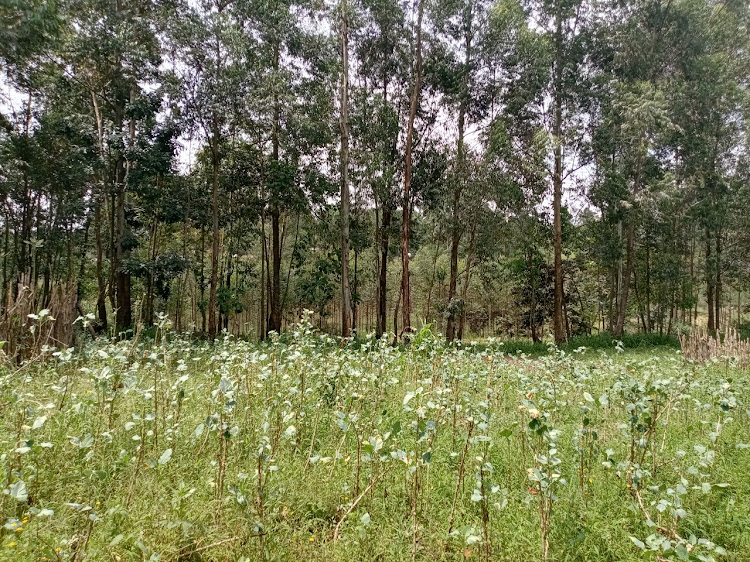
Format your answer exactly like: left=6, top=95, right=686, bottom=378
left=430, top=0, right=494, bottom=341
left=666, top=0, right=750, bottom=332
left=588, top=0, right=749, bottom=335
left=400, top=0, right=426, bottom=338
left=602, top=84, right=673, bottom=337
left=485, top=0, right=574, bottom=341
left=166, top=0, right=253, bottom=339
left=0, top=0, right=60, bottom=302
left=491, top=0, right=593, bottom=343
left=0, top=0, right=60, bottom=74
left=125, top=114, right=185, bottom=326
left=244, top=0, right=336, bottom=336
left=40, top=0, right=164, bottom=331
left=351, top=0, right=409, bottom=337
left=484, top=84, right=550, bottom=338
left=339, top=0, right=353, bottom=337
left=0, top=81, right=96, bottom=310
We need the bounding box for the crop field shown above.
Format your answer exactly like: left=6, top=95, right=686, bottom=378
left=1, top=322, right=749, bottom=561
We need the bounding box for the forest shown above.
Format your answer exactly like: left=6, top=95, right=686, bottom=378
left=2, top=1, right=750, bottom=561
left=1, top=0, right=749, bottom=346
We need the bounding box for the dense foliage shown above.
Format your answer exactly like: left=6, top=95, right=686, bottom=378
left=0, top=320, right=749, bottom=560
left=0, top=0, right=748, bottom=345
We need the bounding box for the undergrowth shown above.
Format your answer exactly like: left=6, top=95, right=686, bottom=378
left=0, top=318, right=747, bottom=561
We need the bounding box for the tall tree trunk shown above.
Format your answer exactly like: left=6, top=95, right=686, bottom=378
left=706, top=229, right=715, bottom=332
left=145, top=217, right=158, bottom=326
left=259, top=140, right=267, bottom=340
left=339, top=0, right=352, bottom=338
left=614, top=150, right=642, bottom=338
left=446, top=3, right=473, bottom=342
left=552, top=5, right=566, bottom=344
left=224, top=236, right=232, bottom=333
left=2, top=199, right=9, bottom=315
left=270, top=207, right=282, bottom=333
left=401, top=0, right=424, bottom=338
left=268, top=45, right=283, bottom=334
left=446, top=217, right=460, bottom=341
left=91, top=91, right=108, bottom=332
left=353, top=249, right=359, bottom=333
left=645, top=237, right=651, bottom=332
left=260, top=218, right=268, bottom=339
left=95, top=200, right=107, bottom=331
left=199, top=225, right=207, bottom=334
left=208, top=136, right=221, bottom=340
left=457, top=218, right=477, bottom=340
left=108, top=188, right=116, bottom=313
left=115, top=89, right=134, bottom=333
left=690, top=229, right=696, bottom=326
left=614, top=220, right=635, bottom=337
left=377, top=207, right=391, bottom=337
left=715, top=230, right=721, bottom=330
left=393, top=279, right=402, bottom=343
left=114, top=162, right=131, bottom=331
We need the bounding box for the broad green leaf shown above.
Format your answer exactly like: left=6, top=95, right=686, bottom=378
left=158, top=448, right=173, bottom=465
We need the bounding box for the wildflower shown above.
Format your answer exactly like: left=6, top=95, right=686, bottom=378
left=309, top=537, right=315, bottom=542
left=9, top=542, right=15, bottom=547
left=22, top=518, right=28, bottom=524
left=55, top=548, right=61, bottom=553
left=15, top=527, right=22, bottom=532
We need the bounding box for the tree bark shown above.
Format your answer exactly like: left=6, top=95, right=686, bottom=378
left=208, top=130, right=221, bottom=340
left=270, top=207, right=282, bottom=333
left=401, top=0, right=424, bottom=338
left=706, top=228, right=715, bottom=332
left=95, top=198, right=107, bottom=332
left=614, top=149, right=642, bottom=338
left=715, top=230, right=721, bottom=330
left=457, top=217, right=477, bottom=340
left=91, top=91, right=108, bottom=332
left=645, top=236, right=651, bottom=332
left=339, top=0, right=352, bottom=338
left=268, top=45, right=283, bottom=334
left=376, top=207, right=391, bottom=338
left=114, top=160, right=131, bottom=331
left=115, top=88, right=135, bottom=333
left=552, top=4, right=566, bottom=344
left=446, top=5, right=472, bottom=342
left=614, top=219, right=635, bottom=338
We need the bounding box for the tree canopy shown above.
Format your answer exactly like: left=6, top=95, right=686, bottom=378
left=0, top=0, right=748, bottom=344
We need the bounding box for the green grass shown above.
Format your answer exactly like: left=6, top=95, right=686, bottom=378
left=453, top=331, right=680, bottom=357
left=0, top=324, right=748, bottom=561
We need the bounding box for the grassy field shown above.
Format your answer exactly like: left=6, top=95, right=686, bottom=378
left=1, top=321, right=749, bottom=561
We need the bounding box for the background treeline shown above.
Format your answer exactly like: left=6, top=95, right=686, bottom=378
left=0, top=0, right=749, bottom=346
